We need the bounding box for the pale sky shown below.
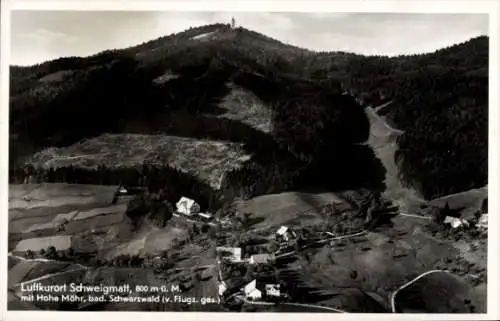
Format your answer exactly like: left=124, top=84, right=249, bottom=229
left=10, top=11, right=489, bottom=66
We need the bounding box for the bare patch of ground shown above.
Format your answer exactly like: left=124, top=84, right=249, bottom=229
left=9, top=183, right=117, bottom=210
left=27, top=134, right=251, bottom=189
left=217, top=83, right=272, bottom=133
left=235, top=190, right=344, bottom=230
left=364, top=106, right=424, bottom=212
left=38, top=70, right=75, bottom=83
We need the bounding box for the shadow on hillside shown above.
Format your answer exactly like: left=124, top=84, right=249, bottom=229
left=278, top=268, right=338, bottom=303
left=245, top=216, right=266, bottom=228
left=300, top=145, right=387, bottom=192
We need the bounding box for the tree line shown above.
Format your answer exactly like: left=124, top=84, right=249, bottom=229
left=10, top=162, right=220, bottom=210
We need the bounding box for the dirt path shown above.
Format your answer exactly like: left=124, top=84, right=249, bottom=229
left=9, top=252, right=61, bottom=264
left=373, top=100, right=394, bottom=113
left=398, top=212, right=433, bottom=220
left=275, top=230, right=368, bottom=258
left=281, top=302, right=346, bottom=313
left=10, top=253, right=86, bottom=271
left=9, top=252, right=88, bottom=287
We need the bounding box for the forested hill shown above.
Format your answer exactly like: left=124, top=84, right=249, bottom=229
left=9, top=23, right=488, bottom=200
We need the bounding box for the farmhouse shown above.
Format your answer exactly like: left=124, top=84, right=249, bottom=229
left=13, top=235, right=98, bottom=256
left=176, top=197, right=201, bottom=216
left=218, top=281, right=228, bottom=297
left=265, top=284, right=281, bottom=297
left=216, top=247, right=242, bottom=262
left=249, top=253, right=274, bottom=265
left=243, top=280, right=262, bottom=301
left=443, top=216, right=469, bottom=229
left=117, top=186, right=128, bottom=195
left=275, top=225, right=297, bottom=243
left=477, top=213, right=488, bottom=229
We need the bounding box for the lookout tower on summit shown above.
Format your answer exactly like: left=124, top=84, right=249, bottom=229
left=231, top=17, right=236, bottom=29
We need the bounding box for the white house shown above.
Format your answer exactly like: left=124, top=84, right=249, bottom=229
left=443, top=216, right=469, bottom=229
left=176, top=197, right=201, bottom=216
left=265, top=284, right=280, bottom=297
left=249, top=253, right=274, bottom=265
left=276, top=225, right=297, bottom=242
left=218, top=281, right=227, bottom=297
left=243, top=280, right=262, bottom=301
left=476, top=213, right=488, bottom=229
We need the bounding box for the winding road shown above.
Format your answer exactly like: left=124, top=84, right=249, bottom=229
left=237, top=295, right=347, bottom=313
left=389, top=269, right=451, bottom=313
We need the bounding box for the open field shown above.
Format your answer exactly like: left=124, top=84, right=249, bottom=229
left=235, top=190, right=345, bottom=230
left=8, top=261, right=39, bottom=288
left=8, top=256, right=22, bottom=269
left=21, top=261, right=72, bottom=283
left=217, top=83, right=272, bottom=133
left=100, top=225, right=188, bottom=259
left=428, top=186, right=487, bottom=219
left=73, top=203, right=127, bottom=221
left=8, top=183, right=199, bottom=269
left=9, top=183, right=117, bottom=210
left=14, top=235, right=72, bottom=252
left=26, top=134, right=252, bottom=189
left=8, top=183, right=129, bottom=250
left=393, top=271, right=476, bottom=313
left=9, top=183, right=118, bottom=234
left=8, top=240, right=220, bottom=311
left=364, top=106, right=424, bottom=212
left=7, top=291, right=41, bottom=310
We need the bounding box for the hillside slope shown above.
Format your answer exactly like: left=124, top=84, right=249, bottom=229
left=9, top=24, right=488, bottom=202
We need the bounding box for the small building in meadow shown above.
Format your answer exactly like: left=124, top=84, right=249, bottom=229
left=243, top=280, right=262, bottom=301
left=265, top=284, right=281, bottom=297
left=275, top=225, right=297, bottom=243
left=218, top=281, right=228, bottom=297
left=176, top=197, right=201, bottom=216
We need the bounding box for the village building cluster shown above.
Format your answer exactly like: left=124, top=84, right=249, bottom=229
left=215, top=225, right=298, bottom=303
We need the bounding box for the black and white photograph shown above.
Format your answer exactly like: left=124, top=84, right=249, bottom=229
left=2, top=1, right=497, bottom=317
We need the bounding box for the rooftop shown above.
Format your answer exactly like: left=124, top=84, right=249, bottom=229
left=276, top=225, right=289, bottom=235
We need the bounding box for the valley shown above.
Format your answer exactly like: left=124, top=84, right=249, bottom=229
left=7, top=22, right=488, bottom=313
